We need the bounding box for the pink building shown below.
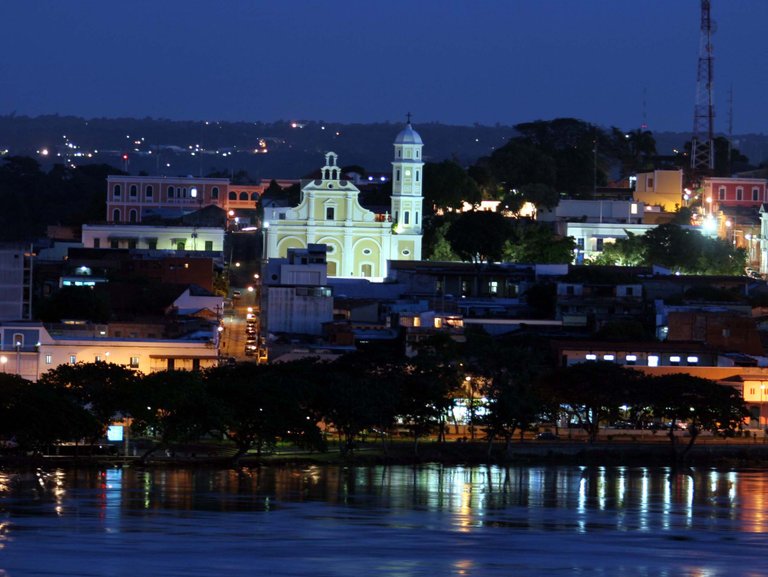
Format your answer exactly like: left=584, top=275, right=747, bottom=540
left=704, top=177, right=768, bottom=211
left=106, top=175, right=296, bottom=223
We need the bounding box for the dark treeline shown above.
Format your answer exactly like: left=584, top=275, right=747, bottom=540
left=0, top=335, right=746, bottom=465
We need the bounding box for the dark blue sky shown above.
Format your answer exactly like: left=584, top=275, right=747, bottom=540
left=1, top=1, right=767, bottom=133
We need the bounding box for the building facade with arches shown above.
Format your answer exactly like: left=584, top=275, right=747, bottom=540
left=264, top=123, right=424, bottom=279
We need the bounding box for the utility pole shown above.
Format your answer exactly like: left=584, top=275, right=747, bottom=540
left=690, top=0, right=715, bottom=183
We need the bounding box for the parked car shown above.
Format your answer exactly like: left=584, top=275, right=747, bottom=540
left=536, top=432, right=559, bottom=441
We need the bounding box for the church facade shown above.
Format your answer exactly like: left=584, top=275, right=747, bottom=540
left=264, top=122, right=424, bottom=278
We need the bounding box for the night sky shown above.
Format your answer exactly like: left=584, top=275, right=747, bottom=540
left=1, top=0, right=767, bottom=133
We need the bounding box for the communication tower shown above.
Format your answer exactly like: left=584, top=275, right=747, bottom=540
left=690, top=0, right=715, bottom=180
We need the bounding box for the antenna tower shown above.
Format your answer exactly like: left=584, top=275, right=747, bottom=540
left=690, top=0, right=715, bottom=179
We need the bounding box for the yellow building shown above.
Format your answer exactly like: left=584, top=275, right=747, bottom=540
left=264, top=123, right=424, bottom=278
left=634, top=169, right=683, bottom=212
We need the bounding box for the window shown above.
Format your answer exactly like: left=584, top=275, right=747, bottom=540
left=326, top=207, right=335, bottom=220
left=69, top=355, right=77, bottom=364
left=586, top=354, right=597, bottom=360
left=94, top=238, right=100, bottom=249
left=148, top=239, right=157, bottom=250
left=45, top=354, right=52, bottom=365
left=670, top=355, right=681, bottom=366
left=112, top=209, right=120, bottom=222
left=361, top=264, right=372, bottom=277
left=402, top=249, right=410, bottom=256
left=12, top=334, right=23, bottom=348
left=596, top=238, right=604, bottom=251
left=211, top=187, right=219, bottom=199
left=180, top=187, right=187, bottom=198
left=229, top=191, right=237, bottom=200
left=397, top=150, right=401, bottom=158
left=129, top=184, right=137, bottom=197
left=489, top=281, right=498, bottom=295
left=648, top=355, right=659, bottom=367
left=625, top=354, right=637, bottom=365
left=416, top=150, right=419, bottom=158
left=396, top=169, right=401, bottom=181
left=205, top=241, right=213, bottom=251
left=129, top=209, right=137, bottom=223
left=251, top=192, right=258, bottom=201
left=130, top=356, right=139, bottom=368
left=719, top=186, right=726, bottom=200
left=754, top=188, right=760, bottom=201
left=647, top=177, right=654, bottom=189
left=239, top=192, right=248, bottom=200
left=110, top=240, right=119, bottom=249
left=128, top=239, right=137, bottom=249
left=603, top=354, right=615, bottom=361
left=362, top=248, right=372, bottom=255
left=404, top=211, right=410, bottom=224
left=176, top=241, right=186, bottom=250
left=736, top=187, right=744, bottom=201
left=168, top=186, right=175, bottom=198
left=415, top=212, right=419, bottom=224
left=113, top=184, right=121, bottom=197
left=145, top=185, right=153, bottom=198
left=687, top=356, right=699, bottom=364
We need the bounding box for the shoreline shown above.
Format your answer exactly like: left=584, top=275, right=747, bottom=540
left=5, top=439, right=768, bottom=470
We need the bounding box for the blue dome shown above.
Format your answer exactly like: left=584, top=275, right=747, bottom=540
left=394, top=123, right=423, bottom=145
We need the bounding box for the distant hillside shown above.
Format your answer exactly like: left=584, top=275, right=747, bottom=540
left=1, top=115, right=766, bottom=180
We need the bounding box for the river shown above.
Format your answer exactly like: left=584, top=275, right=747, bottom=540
left=1, top=464, right=767, bottom=576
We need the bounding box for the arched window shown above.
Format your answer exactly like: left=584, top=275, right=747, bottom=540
left=113, top=208, right=121, bottom=222
left=168, top=186, right=175, bottom=198
left=211, top=187, right=219, bottom=199
left=239, top=192, right=248, bottom=200
left=145, top=185, right=153, bottom=198
left=229, top=191, right=237, bottom=200
left=129, top=209, right=138, bottom=223
left=251, top=192, right=259, bottom=201
left=113, top=184, right=121, bottom=197
left=415, top=212, right=419, bottom=224
left=129, top=185, right=137, bottom=197
left=416, top=170, right=420, bottom=182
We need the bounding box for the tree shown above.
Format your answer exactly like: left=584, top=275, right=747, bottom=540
left=589, top=231, right=647, bottom=266
left=423, top=217, right=459, bottom=261
left=315, top=352, right=401, bottom=455
left=503, top=218, right=575, bottom=264
left=39, top=362, right=139, bottom=446
left=446, top=210, right=511, bottom=263
left=205, top=361, right=323, bottom=464
left=128, top=370, right=211, bottom=462
left=540, top=361, right=645, bottom=443
left=647, top=374, right=747, bottom=460
left=423, top=160, right=482, bottom=212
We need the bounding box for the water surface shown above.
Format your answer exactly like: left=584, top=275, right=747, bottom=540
left=1, top=465, right=766, bottom=576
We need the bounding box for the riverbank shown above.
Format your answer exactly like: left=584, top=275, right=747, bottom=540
left=5, top=438, right=768, bottom=469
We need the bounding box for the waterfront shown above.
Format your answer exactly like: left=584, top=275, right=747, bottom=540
left=1, top=465, right=768, bottom=576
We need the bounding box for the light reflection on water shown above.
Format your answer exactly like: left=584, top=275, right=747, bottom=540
left=1, top=464, right=767, bottom=576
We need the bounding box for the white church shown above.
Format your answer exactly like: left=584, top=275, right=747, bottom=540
left=264, top=121, right=424, bottom=279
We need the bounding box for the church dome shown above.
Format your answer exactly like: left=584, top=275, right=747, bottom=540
left=394, top=122, right=423, bottom=145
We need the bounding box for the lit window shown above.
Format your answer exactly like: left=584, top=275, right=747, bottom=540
left=630, top=203, right=638, bottom=215
left=687, top=356, right=699, bottom=364
left=626, top=354, right=637, bottom=361
left=45, top=354, right=52, bottom=364
left=586, top=354, right=597, bottom=360
left=648, top=355, right=659, bottom=367
left=670, top=355, right=681, bottom=365
left=69, top=355, right=76, bottom=364
left=130, top=356, right=139, bottom=368
left=603, top=354, right=615, bottom=361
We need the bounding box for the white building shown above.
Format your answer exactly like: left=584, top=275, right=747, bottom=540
left=261, top=245, right=333, bottom=337
left=0, top=322, right=219, bottom=381
left=82, top=224, right=225, bottom=253
left=264, top=122, right=424, bottom=278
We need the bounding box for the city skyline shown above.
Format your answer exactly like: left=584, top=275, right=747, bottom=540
left=2, top=1, right=768, bottom=133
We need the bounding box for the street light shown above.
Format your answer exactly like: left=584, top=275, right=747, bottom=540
left=0, top=356, right=7, bottom=372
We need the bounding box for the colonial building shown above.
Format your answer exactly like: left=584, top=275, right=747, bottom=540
left=264, top=122, right=424, bottom=278
left=105, top=175, right=296, bottom=224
